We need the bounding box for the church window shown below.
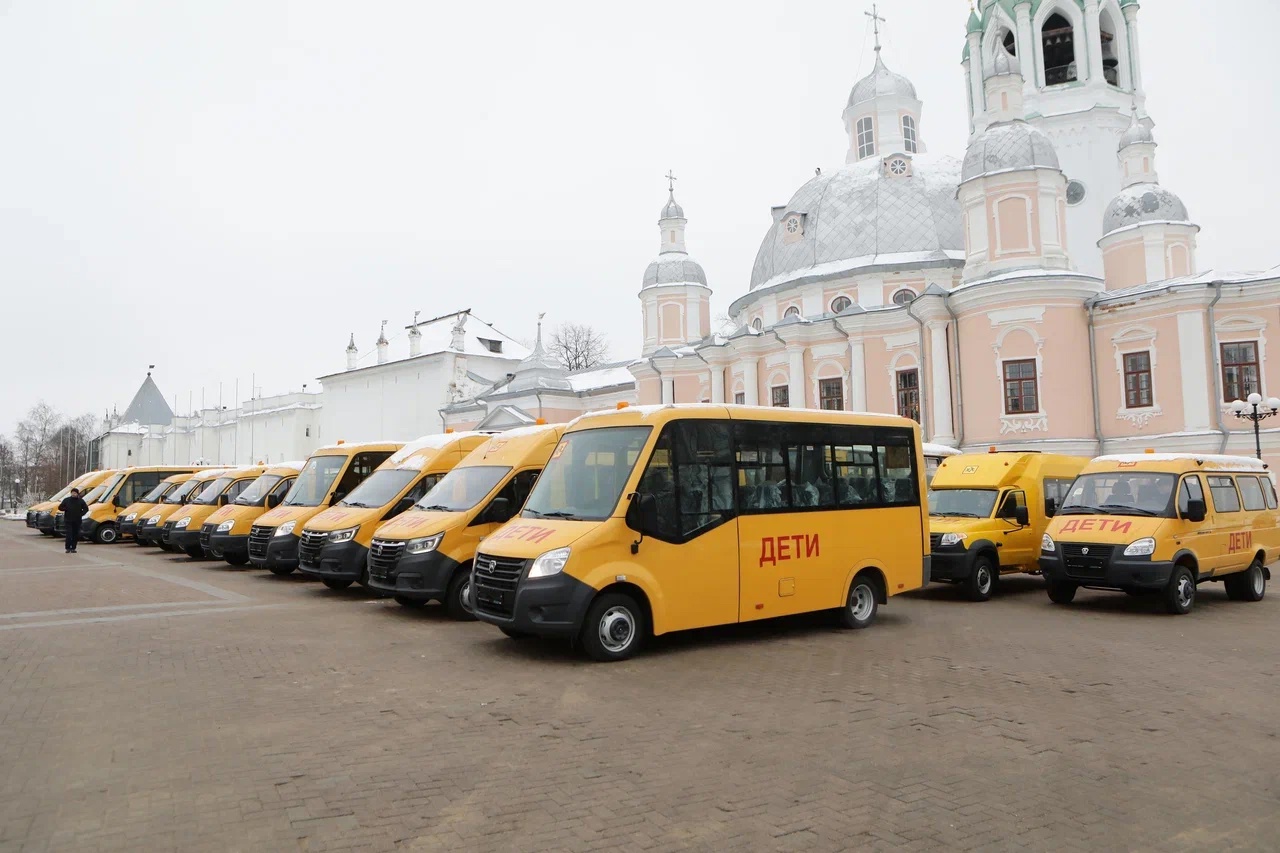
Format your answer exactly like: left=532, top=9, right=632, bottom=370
left=888, top=157, right=909, bottom=176
left=895, top=369, right=920, bottom=422
left=831, top=296, right=852, bottom=314
left=819, top=378, right=844, bottom=411
left=856, top=117, right=876, bottom=160
left=1003, top=359, right=1039, bottom=414
left=1041, top=12, right=1078, bottom=86
left=901, top=116, right=917, bottom=153
left=1221, top=342, right=1260, bottom=402
left=771, top=385, right=790, bottom=408
left=785, top=216, right=800, bottom=234
left=751, top=318, right=763, bottom=332
left=1123, top=351, right=1153, bottom=408
left=1002, top=29, right=1017, bottom=56
left=891, top=289, right=916, bottom=306
left=783, top=306, right=801, bottom=319
left=1099, top=8, right=1120, bottom=87
left=733, top=392, right=746, bottom=405
left=1066, top=180, right=1086, bottom=206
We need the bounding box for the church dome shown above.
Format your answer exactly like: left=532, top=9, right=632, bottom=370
left=643, top=255, right=707, bottom=289
left=1102, top=183, right=1191, bottom=235
left=1118, top=112, right=1155, bottom=151
left=961, top=121, right=1059, bottom=182
left=985, top=45, right=1021, bottom=79
left=848, top=55, right=917, bottom=107
left=659, top=191, right=685, bottom=220
left=749, top=154, right=964, bottom=291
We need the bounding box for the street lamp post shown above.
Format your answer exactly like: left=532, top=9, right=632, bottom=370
left=12, top=478, right=19, bottom=513
left=1230, top=393, right=1280, bottom=460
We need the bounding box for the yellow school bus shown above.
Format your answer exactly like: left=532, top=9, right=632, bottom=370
left=162, top=465, right=269, bottom=558
left=62, top=465, right=198, bottom=544
left=203, top=463, right=304, bottom=565
left=369, top=423, right=567, bottom=616
left=1040, top=453, right=1280, bottom=614
left=28, top=470, right=106, bottom=534
left=928, top=450, right=1089, bottom=600
left=136, top=468, right=229, bottom=548
left=248, top=442, right=403, bottom=575
left=297, top=433, right=491, bottom=590
left=471, top=404, right=929, bottom=661
left=117, top=472, right=197, bottom=541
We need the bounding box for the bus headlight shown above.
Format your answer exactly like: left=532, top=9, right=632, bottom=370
left=274, top=520, right=296, bottom=537
left=1041, top=533, right=1055, bottom=553
left=328, top=527, right=358, bottom=544
left=938, top=532, right=967, bottom=547
left=1123, top=537, right=1156, bottom=557
left=406, top=533, right=443, bottom=555
left=216, top=520, right=235, bottom=533
left=175, top=517, right=191, bottom=528
left=125, top=513, right=137, bottom=521
left=528, top=547, right=571, bottom=579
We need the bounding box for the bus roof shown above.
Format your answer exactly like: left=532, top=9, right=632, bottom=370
left=381, top=432, right=493, bottom=471
left=264, top=462, right=305, bottom=475
left=571, top=403, right=918, bottom=431
left=923, top=443, right=960, bottom=458
left=1087, top=453, right=1268, bottom=473
left=458, top=423, right=567, bottom=467
left=313, top=441, right=404, bottom=456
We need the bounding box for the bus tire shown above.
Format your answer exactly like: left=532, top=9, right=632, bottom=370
left=837, top=573, right=879, bottom=629
left=94, top=525, right=119, bottom=545
left=1224, top=559, right=1266, bottom=603
left=183, top=546, right=204, bottom=559
left=322, top=578, right=352, bottom=590
left=580, top=592, right=646, bottom=662
left=965, top=556, right=996, bottom=602
left=269, top=565, right=295, bottom=576
left=1046, top=580, right=1077, bottom=604
left=445, top=569, right=477, bottom=621
left=1164, top=565, right=1196, bottom=615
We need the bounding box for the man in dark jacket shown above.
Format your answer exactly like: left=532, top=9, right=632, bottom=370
left=58, top=488, right=89, bottom=553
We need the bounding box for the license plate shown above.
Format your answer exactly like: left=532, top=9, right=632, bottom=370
left=477, top=590, right=505, bottom=607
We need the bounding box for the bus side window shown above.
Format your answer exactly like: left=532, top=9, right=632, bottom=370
left=1262, top=477, right=1279, bottom=510
left=875, top=430, right=918, bottom=505
left=1177, top=475, right=1204, bottom=515
left=1237, top=476, right=1266, bottom=512
left=1206, top=475, right=1241, bottom=513
left=997, top=490, right=1027, bottom=519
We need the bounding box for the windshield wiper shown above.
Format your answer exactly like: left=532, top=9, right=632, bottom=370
left=535, top=510, right=580, bottom=520
left=342, top=501, right=369, bottom=508
left=1097, top=503, right=1158, bottom=517
left=930, top=511, right=981, bottom=518
left=1057, top=506, right=1100, bottom=515
left=419, top=504, right=452, bottom=512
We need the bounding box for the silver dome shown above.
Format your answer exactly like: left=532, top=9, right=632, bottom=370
left=961, top=121, right=1059, bottom=182
left=848, top=55, right=917, bottom=108
left=985, top=45, right=1021, bottom=79
left=749, top=154, right=964, bottom=291
left=1118, top=110, right=1155, bottom=151
left=1103, top=183, right=1191, bottom=235
left=643, top=254, right=707, bottom=289
left=660, top=191, right=685, bottom=220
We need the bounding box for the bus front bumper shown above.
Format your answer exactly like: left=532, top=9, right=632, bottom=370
left=929, top=547, right=977, bottom=582
left=249, top=535, right=299, bottom=570
left=136, top=523, right=165, bottom=546
left=35, top=512, right=55, bottom=533
left=472, top=568, right=596, bottom=639
left=366, top=549, right=461, bottom=601
left=1039, top=549, right=1172, bottom=591
left=298, top=540, right=370, bottom=583
left=168, top=527, right=203, bottom=551
left=209, top=532, right=249, bottom=562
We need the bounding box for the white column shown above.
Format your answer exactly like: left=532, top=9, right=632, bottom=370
left=710, top=366, right=726, bottom=404
left=965, top=33, right=984, bottom=129
left=743, top=360, right=759, bottom=406
left=928, top=323, right=956, bottom=445
left=1143, top=231, right=1165, bottom=284
left=1015, top=3, right=1036, bottom=98
left=1123, top=6, right=1144, bottom=98
left=660, top=377, right=674, bottom=405
left=1083, top=0, right=1104, bottom=86
left=1176, top=311, right=1212, bottom=431
left=787, top=347, right=806, bottom=409
left=848, top=340, right=867, bottom=411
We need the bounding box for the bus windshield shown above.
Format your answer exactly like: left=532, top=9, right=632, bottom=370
left=928, top=488, right=998, bottom=518
left=138, top=482, right=173, bottom=504
left=79, top=485, right=107, bottom=504
left=193, top=478, right=233, bottom=505
left=522, top=427, right=651, bottom=522
left=284, top=456, right=346, bottom=507
left=93, top=473, right=124, bottom=503
left=163, top=479, right=203, bottom=504
left=234, top=474, right=281, bottom=506
left=339, top=469, right=418, bottom=508
left=1059, top=472, right=1176, bottom=517
left=417, top=466, right=510, bottom=513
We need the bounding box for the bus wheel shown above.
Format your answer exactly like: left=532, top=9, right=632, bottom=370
left=445, top=570, right=477, bottom=621
left=322, top=578, right=352, bottom=591
left=837, top=574, right=879, bottom=629
left=269, top=565, right=295, bottom=576
left=965, top=556, right=996, bottom=602
left=1225, top=559, right=1266, bottom=603
left=1046, top=580, right=1077, bottom=604
left=183, top=546, right=204, bottom=559
left=581, top=592, right=646, bottom=662
left=94, top=525, right=119, bottom=545
left=1163, top=565, right=1196, bottom=615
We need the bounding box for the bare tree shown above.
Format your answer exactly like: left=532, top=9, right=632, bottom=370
left=15, top=402, right=61, bottom=496
left=547, top=323, right=609, bottom=371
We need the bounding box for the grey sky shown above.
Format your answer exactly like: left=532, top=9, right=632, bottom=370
left=2, top=0, right=1276, bottom=432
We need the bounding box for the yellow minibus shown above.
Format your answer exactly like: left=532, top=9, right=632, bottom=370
left=202, top=463, right=304, bottom=565
left=60, top=466, right=197, bottom=544
left=1041, top=453, right=1279, bottom=614
left=136, top=469, right=228, bottom=548
left=163, top=465, right=269, bottom=558
left=471, top=404, right=929, bottom=661
left=117, top=472, right=196, bottom=541
left=368, top=423, right=566, bottom=616
left=28, top=471, right=104, bottom=533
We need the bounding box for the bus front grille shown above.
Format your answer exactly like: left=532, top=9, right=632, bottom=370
left=248, top=526, right=273, bottom=558
left=472, top=553, right=527, bottom=618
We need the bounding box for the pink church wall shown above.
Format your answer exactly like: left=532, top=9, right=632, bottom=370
left=637, top=375, right=661, bottom=405
left=1103, top=237, right=1147, bottom=289
left=1092, top=312, right=1188, bottom=439
left=987, top=183, right=1042, bottom=261
left=699, top=296, right=711, bottom=338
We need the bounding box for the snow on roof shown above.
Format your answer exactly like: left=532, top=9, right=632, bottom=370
left=1094, top=453, right=1268, bottom=471
left=109, top=423, right=150, bottom=435
left=486, top=423, right=560, bottom=440
left=387, top=431, right=492, bottom=466
left=320, top=311, right=529, bottom=378
left=923, top=443, right=961, bottom=457
left=566, top=365, right=636, bottom=393
left=191, top=468, right=232, bottom=481
left=241, top=402, right=322, bottom=418
left=267, top=461, right=306, bottom=472
left=1090, top=268, right=1280, bottom=304
left=574, top=403, right=910, bottom=425
left=316, top=441, right=405, bottom=453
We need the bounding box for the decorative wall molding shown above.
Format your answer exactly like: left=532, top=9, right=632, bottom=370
left=1000, top=414, right=1049, bottom=435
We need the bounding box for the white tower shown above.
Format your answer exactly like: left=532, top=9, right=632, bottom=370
left=345, top=334, right=358, bottom=371
left=639, top=172, right=711, bottom=357
left=965, top=0, right=1148, bottom=278
left=843, top=7, right=925, bottom=164
left=376, top=321, right=389, bottom=365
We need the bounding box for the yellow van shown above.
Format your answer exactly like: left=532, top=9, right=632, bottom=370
left=298, top=433, right=491, bottom=591
left=136, top=469, right=229, bottom=548
left=471, top=404, right=929, bottom=661
left=117, top=473, right=196, bottom=541
left=368, top=423, right=566, bottom=615
left=28, top=471, right=105, bottom=533
left=248, top=442, right=402, bottom=576
left=1040, top=453, right=1279, bottom=614
left=927, top=450, right=1089, bottom=600
left=60, top=466, right=197, bottom=544
left=202, top=463, right=304, bottom=565
left=162, top=465, right=269, bottom=558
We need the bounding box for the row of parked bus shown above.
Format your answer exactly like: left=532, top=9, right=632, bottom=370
left=26, top=404, right=1280, bottom=660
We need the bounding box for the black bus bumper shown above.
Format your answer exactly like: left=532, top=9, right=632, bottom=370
left=1040, top=549, right=1172, bottom=591
left=472, top=565, right=596, bottom=639
left=249, top=535, right=299, bottom=570
left=209, top=532, right=249, bottom=562
left=298, top=540, right=370, bottom=583
left=366, top=549, right=461, bottom=601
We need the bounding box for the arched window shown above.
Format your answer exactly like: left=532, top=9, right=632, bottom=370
left=1041, top=12, right=1077, bottom=85
left=1098, top=7, right=1120, bottom=87
left=830, top=296, right=852, bottom=314
left=783, top=306, right=801, bottom=319
left=1002, top=29, right=1017, bottom=56
left=751, top=317, right=763, bottom=332
left=901, top=115, right=917, bottom=154
left=892, top=289, right=916, bottom=306
left=856, top=117, right=876, bottom=160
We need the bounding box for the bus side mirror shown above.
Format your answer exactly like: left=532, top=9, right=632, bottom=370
left=113, top=495, right=126, bottom=508
left=626, top=493, right=658, bottom=553
left=1044, top=498, right=1057, bottom=518
left=1015, top=505, right=1030, bottom=527
left=266, top=494, right=282, bottom=509
left=486, top=496, right=512, bottom=523
left=1184, top=499, right=1207, bottom=523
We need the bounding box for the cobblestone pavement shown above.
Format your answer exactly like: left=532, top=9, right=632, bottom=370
left=2, top=521, right=1278, bottom=852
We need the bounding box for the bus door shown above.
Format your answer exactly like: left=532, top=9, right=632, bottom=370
left=632, top=421, right=739, bottom=632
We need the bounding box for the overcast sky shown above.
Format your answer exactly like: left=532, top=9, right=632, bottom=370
left=2, top=0, right=1276, bottom=432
